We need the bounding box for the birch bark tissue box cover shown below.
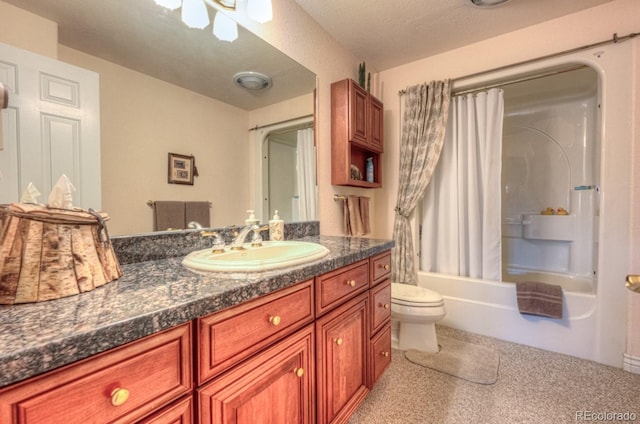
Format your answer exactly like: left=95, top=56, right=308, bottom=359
left=0, top=203, right=122, bottom=304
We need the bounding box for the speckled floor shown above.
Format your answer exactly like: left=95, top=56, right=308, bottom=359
left=349, top=326, right=640, bottom=424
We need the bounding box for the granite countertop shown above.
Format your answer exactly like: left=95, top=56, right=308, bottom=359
left=0, top=235, right=394, bottom=388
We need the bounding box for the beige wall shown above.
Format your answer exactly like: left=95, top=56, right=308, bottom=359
left=0, top=1, right=57, bottom=57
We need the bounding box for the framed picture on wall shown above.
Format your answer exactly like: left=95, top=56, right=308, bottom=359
left=168, top=152, right=194, bottom=185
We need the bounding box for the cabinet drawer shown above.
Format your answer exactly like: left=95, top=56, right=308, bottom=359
left=369, top=323, right=392, bottom=388
left=315, top=260, right=369, bottom=316
left=370, top=251, right=391, bottom=286
left=370, top=279, right=391, bottom=334
left=0, top=323, right=192, bottom=424
left=198, top=279, right=314, bottom=384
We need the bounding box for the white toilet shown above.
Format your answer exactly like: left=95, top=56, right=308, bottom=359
left=391, top=283, right=446, bottom=353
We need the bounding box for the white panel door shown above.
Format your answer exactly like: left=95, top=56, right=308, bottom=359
left=0, top=42, right=100, bottom=209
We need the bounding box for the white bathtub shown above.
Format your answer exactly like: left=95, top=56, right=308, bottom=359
left=418, top=271, right=599, bottom=361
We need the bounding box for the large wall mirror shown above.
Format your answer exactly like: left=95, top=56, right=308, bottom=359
left=1, top=0, right=317, bottom=235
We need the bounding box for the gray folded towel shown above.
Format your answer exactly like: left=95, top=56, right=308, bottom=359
left=185, top=201, right=210, bottom=228
left=516, top=281, right=563, bottom=319
left=153, top=201, right=186, bottom=231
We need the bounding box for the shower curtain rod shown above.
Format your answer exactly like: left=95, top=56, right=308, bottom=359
left=248, top=114, right=314, bottom=132
left=398, top=31, right=639, bottom=96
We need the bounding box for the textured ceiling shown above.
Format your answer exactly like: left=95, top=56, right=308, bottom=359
left=294, top=0, right=616, bottom=71
left=4, top=0, right=616, bottom=110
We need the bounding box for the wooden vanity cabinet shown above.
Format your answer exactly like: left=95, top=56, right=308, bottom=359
left=331, top=78, right=384, bottom=188
left=0, top=323, right=193, bottom=424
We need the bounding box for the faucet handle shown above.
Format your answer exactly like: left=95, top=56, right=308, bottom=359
left=201, top=231, right=226, bottom=253
left=250, top=225, right=269, bottom=247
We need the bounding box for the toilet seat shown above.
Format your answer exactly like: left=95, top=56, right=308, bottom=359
left=391, top=283, right=444, bottom=307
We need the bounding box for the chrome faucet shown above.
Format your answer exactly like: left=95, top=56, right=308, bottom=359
left=231, top=224, right=268, bottom=250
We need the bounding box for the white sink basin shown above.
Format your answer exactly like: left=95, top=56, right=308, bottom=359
left=182, top=241, right=330, bottom=272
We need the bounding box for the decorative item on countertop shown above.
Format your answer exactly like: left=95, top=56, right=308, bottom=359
left=350, top=164, right=363, bottom=181
left=20, top=182, right=41, bottom=204
left=245, top=209, right=259, bottom=225
left=366, top=157, right=374, bottom=183
left=0, top=175, right=122, bottom=304
left=358, top=62, right=366, bottom=88
left=557, top=207, right=569, bottom=215
left=541, top=207, right=555, bottom=215
left=269, top=210, right=284, bottom=241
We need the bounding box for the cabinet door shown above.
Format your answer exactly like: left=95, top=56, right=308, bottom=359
left=369, top=96, right=384, bottom=153
left=369, top=323, right=392, bottom=388
left=198, top=325, right=315, bottom=424
left=348, top=81, right=369, bottom=145
left=316, top=293, right=369, bottom=424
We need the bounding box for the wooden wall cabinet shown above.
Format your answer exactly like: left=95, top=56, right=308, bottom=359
left=331, top=78, right=384, bottom=188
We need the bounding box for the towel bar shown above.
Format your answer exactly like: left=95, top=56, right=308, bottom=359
left=333, top=195, right=346, bottom=202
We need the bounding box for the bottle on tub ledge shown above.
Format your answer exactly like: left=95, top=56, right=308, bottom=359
left=269, top=210, right=284, bottom=241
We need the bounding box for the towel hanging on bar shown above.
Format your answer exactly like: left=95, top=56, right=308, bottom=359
left=342, top=195, right=370, bottom=236
left=152, top=201, right=186, bottom=231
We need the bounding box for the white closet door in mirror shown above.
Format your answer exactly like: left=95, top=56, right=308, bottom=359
left=0, top=42, right=100, bottom=209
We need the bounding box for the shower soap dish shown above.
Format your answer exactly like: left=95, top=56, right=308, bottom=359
left=0, top=203, right=122, bottom=304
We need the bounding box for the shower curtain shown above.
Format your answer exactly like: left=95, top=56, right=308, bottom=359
left=296, top=128, right=317, bottom=221
left=392, top=80, right=451, bottom=286
left=421, top=89, right=504, bottom=281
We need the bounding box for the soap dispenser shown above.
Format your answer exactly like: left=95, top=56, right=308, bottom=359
left=245, top=210, right=259, bottom=226
left=269, top=210, right=284, bottom=241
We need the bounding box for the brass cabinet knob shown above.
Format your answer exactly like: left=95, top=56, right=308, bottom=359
left=294, top=367, right=304, bottom=378
left=381, top=351, right=390, bottom=357
left=346, top=280, right=356, bottom=287
left=380, top=303, right=389, bottom=309
left=269, top=315, right=281, bottom=326
left=335, top=337, right=343, bottom=346
left=383, top=264, right=389, bottom=270
left=110, top=388, right=130, bottom=407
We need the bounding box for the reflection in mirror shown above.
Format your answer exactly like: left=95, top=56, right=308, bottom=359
left=254, top=116, right=317, bottom=223
left=0, top=0, right=317, bottom=235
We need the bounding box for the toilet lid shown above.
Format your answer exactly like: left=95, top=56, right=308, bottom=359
left=391, top=283, right=443, bottom=306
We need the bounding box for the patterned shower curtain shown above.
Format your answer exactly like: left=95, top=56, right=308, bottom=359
left=391, top=80, right=451, bottom=285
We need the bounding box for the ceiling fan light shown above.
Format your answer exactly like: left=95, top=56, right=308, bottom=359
left=181, top=0, right=210, bottom=29
left=234, top=72, right=272, bottom=90
left=470, top=0, right=511, bottom=7
left=215, top=0, right=237, bottom=10
left=247, top=0, right=273, bottom=23
left=213, top=11, right=238, bottom=42
left=154, top=0, right=182, bottom=10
